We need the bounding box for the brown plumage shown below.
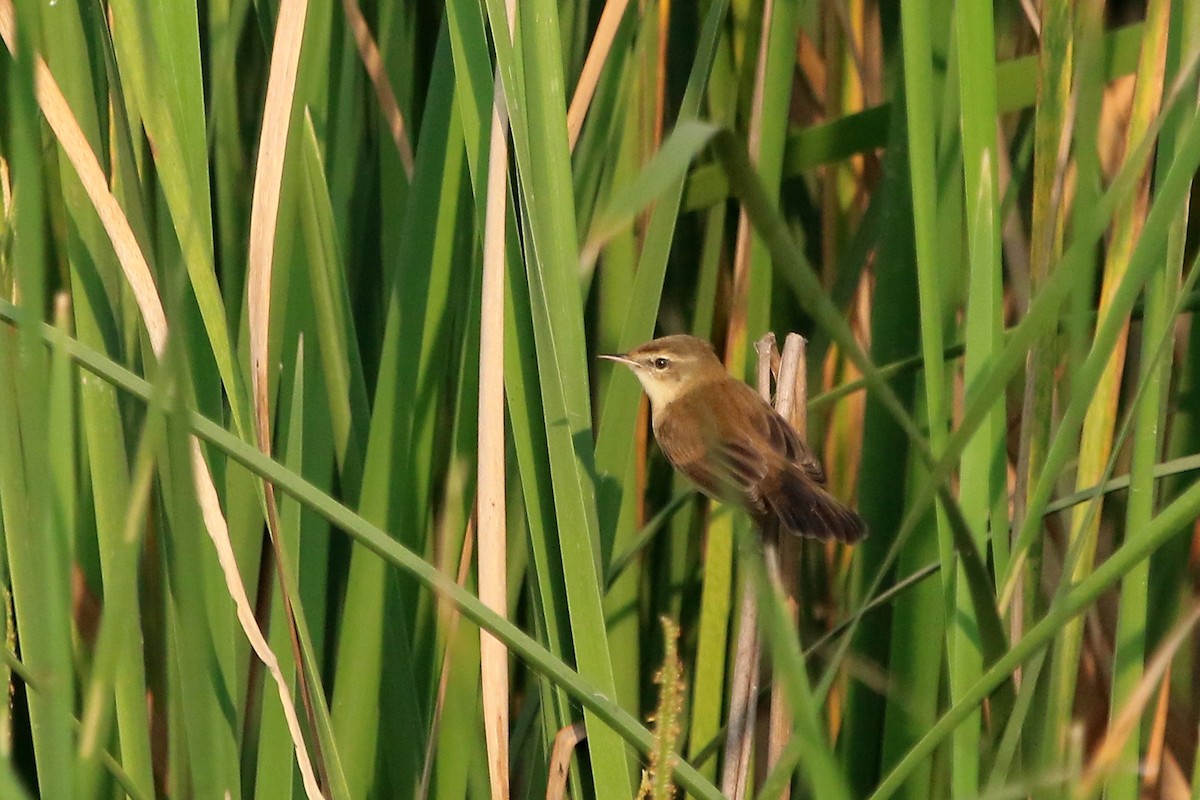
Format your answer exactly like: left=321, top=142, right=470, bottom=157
left=600, top=334, right=865, bottom=543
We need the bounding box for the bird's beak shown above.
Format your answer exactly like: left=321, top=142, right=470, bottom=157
left=598, top=353, right=638, bottom=368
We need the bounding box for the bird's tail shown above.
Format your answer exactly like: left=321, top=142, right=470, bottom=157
left=768, top=469, right=867, bottom=543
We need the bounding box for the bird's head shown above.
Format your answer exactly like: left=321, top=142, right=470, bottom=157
left=599, top=334, right=727, bottom=414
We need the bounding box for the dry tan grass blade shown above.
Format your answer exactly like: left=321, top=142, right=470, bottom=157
left=341, top=0, right=414, bottom=177
left=566, top=0, right=633, bottom=152
left=478, top=2, right=516, bottom=798
left=248, top=0, right=308, bottom=447
left=0, top=2, right=166, bottom=353
left=419, top=512, right=477, bottom=800
left=245, top=0, right=330, bottom=796
left=546, top=722, right=587, bottom=800
left=1076, top=600, right=1200, bottom=796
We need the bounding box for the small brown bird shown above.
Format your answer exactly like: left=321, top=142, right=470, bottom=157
left=600, top=334, right=865, bottom=543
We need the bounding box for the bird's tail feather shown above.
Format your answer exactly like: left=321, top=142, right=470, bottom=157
left=769, top=469, right=866, bottom=543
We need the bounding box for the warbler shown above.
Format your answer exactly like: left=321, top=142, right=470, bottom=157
left=601, top=334, right=865, bottom=542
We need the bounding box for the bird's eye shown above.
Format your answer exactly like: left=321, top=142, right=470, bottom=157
left=653, top=357, right=669, bottom=370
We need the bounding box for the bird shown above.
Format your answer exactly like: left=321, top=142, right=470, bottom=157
left=600, top=334, right=865, bottom=543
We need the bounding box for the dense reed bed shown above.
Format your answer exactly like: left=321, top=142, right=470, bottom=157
left=0, top=0, right=1198, bottom=797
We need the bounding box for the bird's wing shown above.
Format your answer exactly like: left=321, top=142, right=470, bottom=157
left=764, top=410, right=826, bottom=484
left=655, top=406, right=769, bottom=512
left=714, top=381, right=828, bottom=485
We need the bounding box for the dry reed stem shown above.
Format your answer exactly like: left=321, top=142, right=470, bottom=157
left=765, top=334, right=807, bottom=799
left=721, top=585, right=761, bottom=800
left=720, top=334, right=777, bottom=799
